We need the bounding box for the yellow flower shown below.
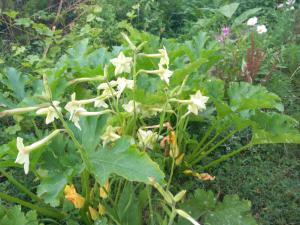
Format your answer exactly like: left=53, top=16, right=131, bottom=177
left=64, top=184, right=85, bottom=209
left=99, top=180, right=110, bottom=199
left=98, top=203, right=106, bottom=216
left=89, top=206, right=99, bottom=221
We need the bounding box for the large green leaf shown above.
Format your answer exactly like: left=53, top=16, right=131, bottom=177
left=171, top=58, right=208, bottom=86
left=0, top=205, right=39, bottom=225
left=251, top=112, right=300, bottom=144
left=88, top=137, right=165, bottom=185
left=217, top=3, right=240, bottom=18
left=178, top=189, right=216, bottom=225
left=79, top=116, right=109, bottom=153
left=37, top=172, right=68, bottom=207
left=233, top=8, right=262, bottom=26
left=4, top=67, right=26, bottom=100
left=228, top=82, right=283, bottom=112
left=204, top=195, right=257, bottom=225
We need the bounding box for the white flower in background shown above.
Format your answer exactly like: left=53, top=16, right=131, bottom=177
left=277, top=3, right=284, bottom=8
left=287, top=6, right=295, bottom=10
left=15, top=129, right=62, bottom=174
left=286, top=0, right=295, bottom=5
left=122, top=100, right=141, bottom=114
left=110, top=52, right=132, bottom=75
left=187, top=90, right=209, bottom=115
left=246, top=17, right=258, bottom=26
left=137, top=128, right=160, bottom=149
left=116, top=77, right=134, bottom=98
left=256, top=25, right=267, bottom=34
left=36, top=101, right=61, bottom=124
left=101, top=125, right=121, bottom=146
left=158, top=46, right=169, bottom=68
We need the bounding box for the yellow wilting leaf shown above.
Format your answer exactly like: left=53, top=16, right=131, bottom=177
left=89, top=206, right=99, bottom=221
left=175, top=153, right=185, bottom=165
left=98, top=203, right=106, bottom=216
left=64, top=184, right=85, bottom=209
left=99, top=180, right=110, bottom=199
left=183, top=170, right=215, bottom=181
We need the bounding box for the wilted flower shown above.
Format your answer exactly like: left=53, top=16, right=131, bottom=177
left=187, top=90, right=209, bottom=115
left=122, top=100, right=141, bottom=114
left=64, top=184, right=85, bottom=209
left=247, top=17, right=258, bottom=26
left=110, top=52, right=132, bottom=75
left=101, top=125, right=121, bottom=146
left=36, top=101, right=61, bottom=124
left=16, top=129, right=62, bottom=174
left=256, top=25, right=267, bottom=34
left=183, top=170, right=215, bottom=181
left=137, top=128, right=160, bottom=149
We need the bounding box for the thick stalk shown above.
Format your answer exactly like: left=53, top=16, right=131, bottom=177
left=191, top=129, right=240, bottom=165
left=201, top=144, right=252, bottom=170
left=0, top=192, right=65, bottom=219
left=188, top=129, right=224, bottom=163
left=51, top=103, right=91, bottom=170
left=147, top=186, right=155, bottom=225
left=190, top=123, right=217, bottom=156
left=0, top=170, right=42, bottom=203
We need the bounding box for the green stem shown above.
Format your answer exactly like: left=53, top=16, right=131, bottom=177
left=188, top=129, right=223, bottom=162
left=132, top=50, right=138, bottom=134
left=190, top=122, right=217, bottom=156
left=147, top=186, right=155, bottom=225
left=0, top=192, right=66, bottom=220
left=201, top=144, right=252, bottom=170
left=167, top=157, right=175, bottom=190
left=192, top=129, right=240, bottom=165
left=51, top=103, right=91, bottom=170
left=168, top=206, right=177, bottom=225
left=81, top=169, right=90, bottom=210
left=0, top=170, right=42, bottom=203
